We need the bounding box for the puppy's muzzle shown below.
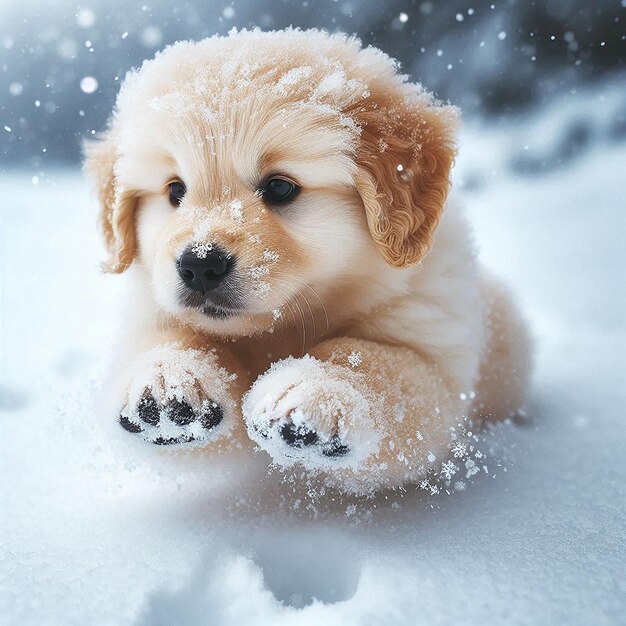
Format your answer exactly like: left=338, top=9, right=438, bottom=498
left=177, top=245, right=234, bottom=294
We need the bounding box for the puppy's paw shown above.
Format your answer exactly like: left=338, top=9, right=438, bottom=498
left=119, top=389, right=224, bottom=446
left=243, top=356, right=379, bottom=469
left=117, top=344, right=237, bottom=447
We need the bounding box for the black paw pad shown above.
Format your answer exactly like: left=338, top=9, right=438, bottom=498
left=168, top=398, right=195, bottom=426
left=200, top=402, right=223, bottom=430
left=321, top=435, right=350, bottom=458
left=137, top=392, right=160, bottom=425
left=119, top=415, right=143, bottom=433
left=280, top=422, right=318, bottom=447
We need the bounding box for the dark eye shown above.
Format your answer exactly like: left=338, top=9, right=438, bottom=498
left=168, top=180, right=186, bottom=207
left=261, top=177, right=300, bottom=205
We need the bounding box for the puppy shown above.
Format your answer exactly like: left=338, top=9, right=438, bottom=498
left=85, top=29, right=532, bottom=494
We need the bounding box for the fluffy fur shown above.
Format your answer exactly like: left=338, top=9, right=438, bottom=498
left=85, top=29, right=532, bottom=493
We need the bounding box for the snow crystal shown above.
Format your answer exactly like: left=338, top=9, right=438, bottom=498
left=262, top=249, right=280, bottom=263
left=248, top=265, right=270, bottom=279
left=191, top=242, right=213, bottom=259
left=440, top=460, right=459, bottom=480
left=399, top=12, right=409, bottom=23
left=347, top=351, right=362, bottom=368
left=451, top=441, right=467, bottom=458
left=465, top=459, right=480, bottom=478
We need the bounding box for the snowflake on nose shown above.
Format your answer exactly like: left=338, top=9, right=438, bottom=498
left=191, top=242, right=213, bottom=259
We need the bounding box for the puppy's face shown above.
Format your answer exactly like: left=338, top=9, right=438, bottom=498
left=86, top=31, right=458, bottom=337
left=130, top=105, right=369, bottom=334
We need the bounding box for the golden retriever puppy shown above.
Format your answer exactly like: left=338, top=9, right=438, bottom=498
left=85, top=29, right=532, bottom=493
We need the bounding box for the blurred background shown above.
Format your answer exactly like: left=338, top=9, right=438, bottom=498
left=1, top=0, right=624, bottom=170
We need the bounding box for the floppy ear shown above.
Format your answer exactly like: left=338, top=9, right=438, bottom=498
left=83, top=132, right=138, bottom=273
left=354, top=94, right=458, bottom=268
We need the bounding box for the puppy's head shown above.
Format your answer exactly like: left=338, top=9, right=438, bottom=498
left=85, top=29, right=458, bottom=336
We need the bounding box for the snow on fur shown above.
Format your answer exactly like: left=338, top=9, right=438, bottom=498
left=243, top=355, right=379, bottom=471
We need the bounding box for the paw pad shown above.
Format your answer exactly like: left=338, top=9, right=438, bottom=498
left=119, top=388, right=224, bottom=446
left=321, top=435, right=350, bottom=458
left=280, top=422, right=318, bottom=447
left=269, top=417, right=350, bottom=462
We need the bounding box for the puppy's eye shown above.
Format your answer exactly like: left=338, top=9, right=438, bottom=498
left=168, top=180, right=186, bottom=207
left=261, top=177, right=300, bottom=205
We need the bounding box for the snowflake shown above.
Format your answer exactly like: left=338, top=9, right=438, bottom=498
left=248, top=265, right=269, bottom=279
left=451, top=442, right=467, bottom=458
left=272, top=308, right=282, bottom=320
left=440, top=460, right=458, bottom=480
left=347, top=351, right=362, bottom=368
left=191, top=242, right=213, bottom=258
left=465, top=458, right=480, bottom=478
left=262, top=249, right=280, bottom=263
left=454, top=480, right=466, bottom=491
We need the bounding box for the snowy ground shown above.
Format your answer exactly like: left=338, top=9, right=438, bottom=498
left=1, top=90, right=625, bottom=624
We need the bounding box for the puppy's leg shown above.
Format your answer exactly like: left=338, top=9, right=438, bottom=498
left=112, top=332, right=250, bottom=448
left=243, top=338, right=464, bottom=492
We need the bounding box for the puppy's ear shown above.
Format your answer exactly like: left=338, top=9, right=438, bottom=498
left=84, top=131, right=138, bottom=273
left=354, top=94, right=458, bottom=268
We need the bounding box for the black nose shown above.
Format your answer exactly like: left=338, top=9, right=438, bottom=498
left=177, top=246, right=234, bottom=294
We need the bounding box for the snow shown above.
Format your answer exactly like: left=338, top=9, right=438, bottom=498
left=1, top=95, right=625, bottom=624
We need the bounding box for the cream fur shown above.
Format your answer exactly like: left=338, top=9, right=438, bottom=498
left=85, top=29, right=532, bottom=493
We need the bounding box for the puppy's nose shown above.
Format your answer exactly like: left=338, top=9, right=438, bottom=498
left=177, top=246, right=233, bottom=293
